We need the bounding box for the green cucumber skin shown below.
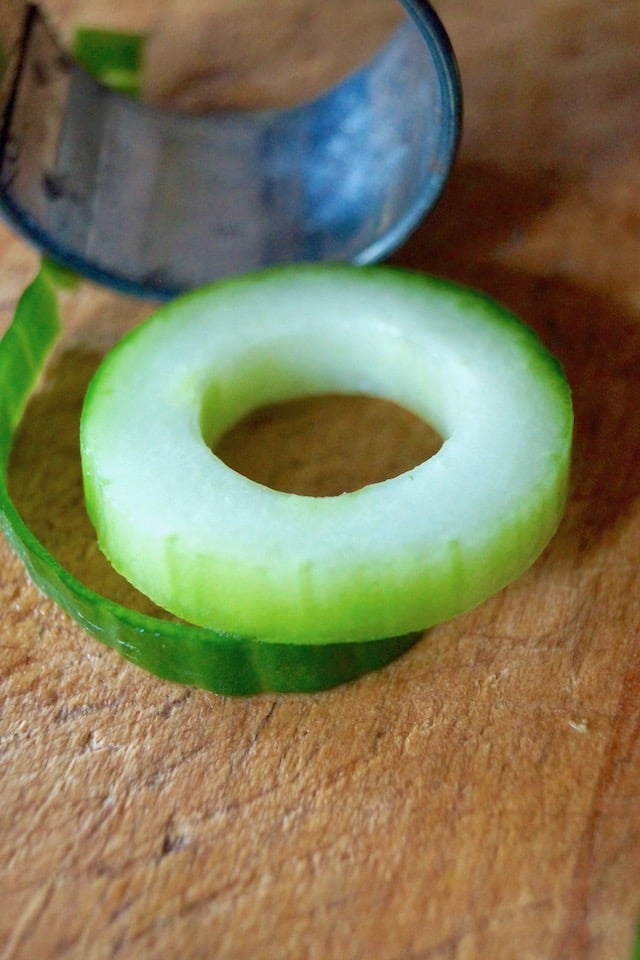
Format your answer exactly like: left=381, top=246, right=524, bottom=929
left=81, top=264, right=573, bottom=647
left=0, top=267, right=423, bottom=695
left=72, top=28, right=146, bottom=96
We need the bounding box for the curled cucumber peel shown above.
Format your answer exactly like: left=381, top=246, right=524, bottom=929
left=72, top=26, right=146, bottom=97
left=0, top=263, right=422, bottom=694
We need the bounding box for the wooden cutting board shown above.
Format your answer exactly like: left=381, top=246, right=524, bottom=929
left=2, top=1, right=640, bottom=958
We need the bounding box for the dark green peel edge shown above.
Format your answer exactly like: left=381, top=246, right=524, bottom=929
left=72, top=28, right=146, bottom=96
left=0, top=265, right=421, bottom=695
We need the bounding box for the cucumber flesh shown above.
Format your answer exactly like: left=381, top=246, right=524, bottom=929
left=80, top=264, right=573, bottom=646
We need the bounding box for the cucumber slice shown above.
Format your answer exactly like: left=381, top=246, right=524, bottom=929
left=80, top=264, right=573, bottom=647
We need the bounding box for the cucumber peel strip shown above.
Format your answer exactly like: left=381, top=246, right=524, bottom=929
left=0, top=263, right=422, bottom=694
left=72, top=27, right=146, bottom=96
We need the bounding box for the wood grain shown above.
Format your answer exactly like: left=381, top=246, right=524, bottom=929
left=2, top=2, right=640, bottom=959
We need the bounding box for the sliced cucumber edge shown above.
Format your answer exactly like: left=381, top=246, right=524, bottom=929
left=81, top=263, right=574, bottom=647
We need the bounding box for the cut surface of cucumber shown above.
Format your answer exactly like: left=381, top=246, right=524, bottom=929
left=80, top=264, right=573, bottom=646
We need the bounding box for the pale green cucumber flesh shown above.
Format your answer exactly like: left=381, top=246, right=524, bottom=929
left=80, top=264, right=573, bottom=647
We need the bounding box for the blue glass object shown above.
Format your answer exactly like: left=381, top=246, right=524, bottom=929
left=0, top=1, right=461, bottom=299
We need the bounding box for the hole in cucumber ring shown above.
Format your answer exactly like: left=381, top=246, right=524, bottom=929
left=214, top=394, right=443, bottom=497
left=80, top=264, right=572, bottom=647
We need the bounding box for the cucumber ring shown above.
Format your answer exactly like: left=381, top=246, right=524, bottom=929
left=80, top=265, right=573, bottom=647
